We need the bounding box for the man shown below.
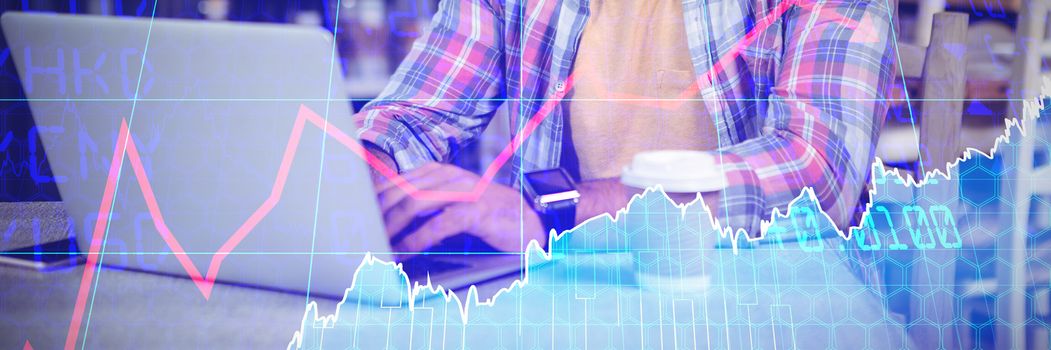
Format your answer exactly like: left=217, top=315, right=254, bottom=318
left=357, top=0, right=895, bottom=255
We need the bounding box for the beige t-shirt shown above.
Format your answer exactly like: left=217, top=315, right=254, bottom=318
left=568, top=0, right=720, bottom=180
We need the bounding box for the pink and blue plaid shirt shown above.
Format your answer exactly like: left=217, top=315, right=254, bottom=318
left=355, top=0, right=897, bottom=236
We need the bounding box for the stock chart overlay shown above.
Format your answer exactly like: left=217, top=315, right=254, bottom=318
left=2, top=0, right=1051, bottom=349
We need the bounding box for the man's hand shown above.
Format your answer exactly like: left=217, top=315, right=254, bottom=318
left=373, top=162, right=547, bottom=254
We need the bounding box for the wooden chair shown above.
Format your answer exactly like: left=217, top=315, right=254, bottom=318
left=912, top=0, right=947, bottom=47
left=872, top=10, right=969, bottom=350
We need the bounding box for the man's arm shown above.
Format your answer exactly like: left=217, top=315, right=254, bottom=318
left=355, top=0, right=506, bottom=172
left=711, top=0, right=897, bottom=234
left=352, top=1, right=551, bottom=253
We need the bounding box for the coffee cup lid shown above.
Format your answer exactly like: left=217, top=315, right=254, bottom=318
left=621, top=150, right=727, bottom=193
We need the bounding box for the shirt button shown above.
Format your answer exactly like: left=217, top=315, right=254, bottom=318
left=554, top=81, right=566, bottom=92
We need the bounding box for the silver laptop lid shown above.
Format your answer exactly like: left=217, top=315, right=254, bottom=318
left=3, top=12, right=392, bottom=298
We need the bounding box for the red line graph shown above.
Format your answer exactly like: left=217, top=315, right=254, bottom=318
left=62, top=98, right=575, bottom=349
left=57, top=1, right=869, bottom=348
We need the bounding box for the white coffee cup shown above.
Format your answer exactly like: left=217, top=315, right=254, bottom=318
left=620, top=150, right=728, bottom=293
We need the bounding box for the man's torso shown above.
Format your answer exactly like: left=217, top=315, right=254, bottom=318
left=566, top=0, right=721, bottom=180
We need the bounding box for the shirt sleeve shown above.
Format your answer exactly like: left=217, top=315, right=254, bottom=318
left=354, top=0, right=506, bottom=172
left=712, top=0, right=897, bottom=235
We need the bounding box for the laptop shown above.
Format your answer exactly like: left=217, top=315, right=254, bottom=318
left=2, top=12, right=533, bottom=300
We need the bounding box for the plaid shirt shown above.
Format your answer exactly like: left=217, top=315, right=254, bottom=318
left=355, top=0, right=896, bottom=237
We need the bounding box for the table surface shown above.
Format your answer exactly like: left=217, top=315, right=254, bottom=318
left=1, top=242, right=916, bottom=349
left=0, top=262, right=514, bottom=349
